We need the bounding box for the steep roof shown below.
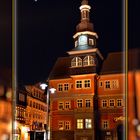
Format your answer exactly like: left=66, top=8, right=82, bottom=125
left=49, top=51, right=125, bottom=80
left=49, top=49, right=140, bottom=80
left=99, top=52, right=124, bottom=75
left=49, top=57, right=71, bottom=80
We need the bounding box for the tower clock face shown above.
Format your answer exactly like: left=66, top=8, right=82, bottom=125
left=78, top=35, right=87, bottom=45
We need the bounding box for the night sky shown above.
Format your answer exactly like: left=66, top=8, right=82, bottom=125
left=17, top=0, right=123, bottom=85
left=0, top=0, right=139, bottom=85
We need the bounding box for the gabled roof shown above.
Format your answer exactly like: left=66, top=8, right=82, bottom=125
left=49, top=57, right=71, bottom=80
left=99, top=52, right=124, bottom=75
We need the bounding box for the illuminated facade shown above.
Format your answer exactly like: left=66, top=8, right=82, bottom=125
left=48, top=0, right=125, bottom=140
left=15, top=83, right=47, bottom=140
left=25, top=84, right=47, bottom=139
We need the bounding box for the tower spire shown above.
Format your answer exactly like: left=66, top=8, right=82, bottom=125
left=76, top=0, right=94, bottom=32
left=81, top=0, right=88, bottom=5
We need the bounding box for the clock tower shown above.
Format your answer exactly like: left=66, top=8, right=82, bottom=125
left=67, top=0, right=103, bottom=75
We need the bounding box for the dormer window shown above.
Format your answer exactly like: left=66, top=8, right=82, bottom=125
left=83, top=56, right=95, bottom=66
left=71, top=57, right=82, bottom=67
left=89, top=39, right=94, bottom=45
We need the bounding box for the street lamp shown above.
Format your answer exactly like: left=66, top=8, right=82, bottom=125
left=40, top=82, right=56, bottom=140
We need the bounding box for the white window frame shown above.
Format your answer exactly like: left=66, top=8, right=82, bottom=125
left=111, top=80, right=119, bottom=89
left=85, top=119, right=92, bottom=129
left=83, top=56, right=95, bottom=66
left=77, top=99, right=83, bottom=108
left=85, top=99, right=91, bottom=108
left=116, top=99, right=123, bottom=107
left=58, top=121, right=64, bottom=130
left=76, top=80, right=82, bottom=89
left=58, top=102, right=64, bottom=110
left=71, top=57, right=82, bottom=67
left=64, top=83, right=69, bottom=91
left=102, top=100, right=108, bottom=108
left=84, top=79, right=91, bottom=88
left=77, top=119, right=83, bottom=129
left=75, top=79, right=91, bottom=89
left=57, top=84, right=63, bottom=92
left=104, top=80, right=111, bottom=89
left=65, top=121, right=71, bottom=130
left=109, top=99, right=115, bottom=107
left=65, top=101, right=71, bottom=109
left=104, top=80, right=119, bottom=90
left=102, top=120, right=109, bottom=129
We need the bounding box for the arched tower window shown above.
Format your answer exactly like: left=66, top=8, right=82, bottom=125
left=71, top=57, right=82, bottom=67
left=83, top=56, right=95, bottom=66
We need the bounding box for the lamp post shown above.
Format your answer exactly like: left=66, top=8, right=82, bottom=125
left=40, top=82, right=56, bottom=140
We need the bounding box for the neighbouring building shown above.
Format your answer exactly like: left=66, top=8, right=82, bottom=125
left=15, top=86, right=28, bottom=140
left=25, top=83, right=47, bottom=140
left=48, top=0, right=125, bottom=140
left=15, top=83, right=47, bottom=140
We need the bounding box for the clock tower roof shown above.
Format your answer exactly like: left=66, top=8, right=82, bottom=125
left=76, top=0, right=94, bottom=32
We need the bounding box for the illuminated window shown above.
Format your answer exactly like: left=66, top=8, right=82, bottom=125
left=109, top=99, right=115, bottom=107
left=77, top=119, right=83, bottom=129
left=84, top=80, right=91, bottom=88
left=71, top=57, right=82, bottom=67
left=85, top=119, right=92, bottom=129
left=76, top=80, right=82, bottom=89
left=77, top=99, right=83, bottom=108
left=83, top=56, right=95, bottom=66
left=117, top=99, right=123, bottom=107
left=58, top=84, right=63, bottom=91
left=112, top=80, right=119, bottom=89
left=65, top=102, right=71, bottom=109
left=102, top=100, right=108, bottom=107
left=65, top=121, right=71, bottom=130
left=19, top=93, right=25, bottom=102
left=89, top=38, right=94, bottom=45
left=85, top=99, right=91, bottom=108
left=102, top=120, right=109, bottom=129
left=58, top=121, right=64, bottom=130
left=105, top=81, right=111, bottom=89
left=64, top=84, right=69, bottom=91
left=58, top=102, right=64, bottom=110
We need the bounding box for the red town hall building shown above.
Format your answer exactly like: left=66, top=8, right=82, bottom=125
left=48, top=0, right=125, bottom=140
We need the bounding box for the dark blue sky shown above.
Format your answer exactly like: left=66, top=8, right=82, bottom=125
left=1, top=0, right=139, bottom=85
